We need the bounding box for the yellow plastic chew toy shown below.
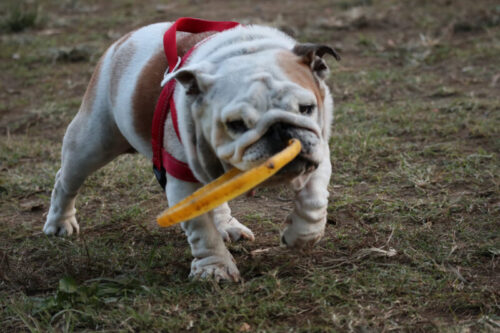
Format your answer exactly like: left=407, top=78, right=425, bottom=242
left=157, top=139, right=302, bottom=227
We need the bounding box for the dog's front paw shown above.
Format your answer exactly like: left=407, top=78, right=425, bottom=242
left=189, top=254, right=241, bottom=282
left=43, top=214, right=79, bottom=236
left=215, top=217, right=255, bottom=242
left=281, top=223, right=324, bottom=249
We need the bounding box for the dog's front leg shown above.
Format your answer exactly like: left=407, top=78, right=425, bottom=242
left=282, top=145, right=332, bottom=249
left=213, top=203, right=255, bottom=242
left=165, top=174, right=240, bottom=282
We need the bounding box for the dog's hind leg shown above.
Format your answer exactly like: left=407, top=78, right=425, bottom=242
left=44, top=108, right=131, bottom=236
left=213, top=203, right=255, bottom=242
left=44, top=56, right=132, bottom=236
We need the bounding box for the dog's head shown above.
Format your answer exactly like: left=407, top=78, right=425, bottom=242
left=171, top=42, right=339, bottom=183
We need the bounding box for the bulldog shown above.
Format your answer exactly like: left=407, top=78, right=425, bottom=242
left=43, top=22, right=339, bottom=282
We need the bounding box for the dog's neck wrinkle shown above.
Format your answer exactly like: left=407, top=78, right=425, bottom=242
left=212, top=40, right=282, bottom=63
left=187, top=26, right=295, bottom=67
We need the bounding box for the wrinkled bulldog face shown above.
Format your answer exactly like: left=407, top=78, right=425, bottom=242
left=172, top=44, right=339, bottom=181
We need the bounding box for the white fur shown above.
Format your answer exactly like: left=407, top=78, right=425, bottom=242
left=44, top=22, right=334, bottom=281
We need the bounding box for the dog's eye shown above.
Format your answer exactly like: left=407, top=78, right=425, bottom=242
left=226, top=120, right=248, bottom=133
left=299, top=104, right=315, bottom=115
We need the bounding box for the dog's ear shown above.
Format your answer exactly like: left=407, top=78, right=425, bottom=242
left=174, top=69, right=215, bottom=95
left=292, top=43, right=340, bottom=80
left=163, top=62, right=215, bottom=95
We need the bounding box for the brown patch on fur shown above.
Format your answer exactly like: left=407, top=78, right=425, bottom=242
left=177, top=31, right=216, bottom=55
left=132, top=49, right=167, bottom=142
left=110, top=40, right=137, bottom=106
left=277, top=51, right=325, bottom=110
left=113, top=31, right=134, bottom=52
left=80, top=31, right=135, bottom=113
left=80, top=55, right=104, bottom=113
left=132, top=31, right=216, bottom=143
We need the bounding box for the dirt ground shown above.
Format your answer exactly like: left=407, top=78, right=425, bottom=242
left=1, top=0, right=499, bottom=332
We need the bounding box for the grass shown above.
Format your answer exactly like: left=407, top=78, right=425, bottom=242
left=1, top=2, right=40, bottom=33
left=1, top=0, right=499, bottom=331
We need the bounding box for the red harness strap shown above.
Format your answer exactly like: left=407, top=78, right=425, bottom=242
left=151, top=18, right=239, bottom=188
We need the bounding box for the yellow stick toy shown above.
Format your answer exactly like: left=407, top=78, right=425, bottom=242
left=157, top=139, right=302, bottom=227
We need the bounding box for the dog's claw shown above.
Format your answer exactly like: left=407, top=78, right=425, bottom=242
left=189, top=255, right=241, bottom=282
left=43, top=215, right=79, bottom=236
left=281, top=225, right=323, bottom=249
left=216, top=217, right=255, bottom=243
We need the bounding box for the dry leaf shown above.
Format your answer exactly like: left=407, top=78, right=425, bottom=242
left=239, top=322, right=251, bottom=332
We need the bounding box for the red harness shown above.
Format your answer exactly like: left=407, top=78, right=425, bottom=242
left=151, top=18, right=239, bottom=188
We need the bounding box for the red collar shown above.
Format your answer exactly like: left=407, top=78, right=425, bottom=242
left=151, top=18, right=239, bottom=188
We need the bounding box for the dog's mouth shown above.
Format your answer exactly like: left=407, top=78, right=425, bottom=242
left=278, top=154, right=318, bottom=175
left=240, top=122, right=321, bottom=177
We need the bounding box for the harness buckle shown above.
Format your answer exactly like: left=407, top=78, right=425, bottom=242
left=161, top=56, right=182, bottom=87
left=153, top=165, right=167, bottom=189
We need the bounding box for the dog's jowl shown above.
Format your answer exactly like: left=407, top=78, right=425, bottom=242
left=44, top=19, right=339, bottom=282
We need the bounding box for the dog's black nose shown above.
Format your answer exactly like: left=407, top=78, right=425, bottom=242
left=266, top=123, right=294, bottom=152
